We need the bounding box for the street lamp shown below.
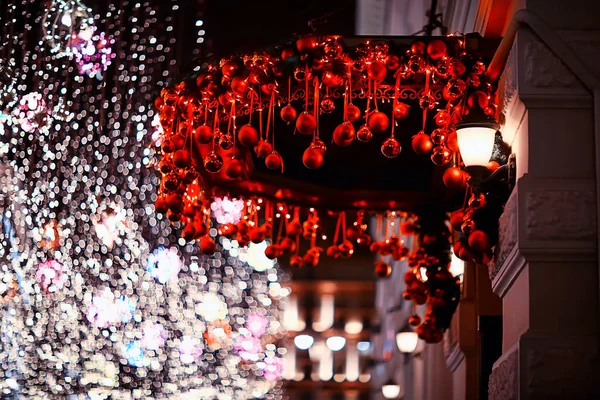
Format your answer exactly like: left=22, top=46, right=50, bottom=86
left=381, top=378, right=401, bottom=399
left=395, top=330, right=418, bottom=354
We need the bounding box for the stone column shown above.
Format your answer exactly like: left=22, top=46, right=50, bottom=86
left=488, top=4, right=600, bottom=398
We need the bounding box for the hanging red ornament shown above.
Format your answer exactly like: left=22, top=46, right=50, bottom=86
left=289, top=255, right=304, bottom=268
left=220, top=223, right=238, bottom=238
left=381, top=137, right=402, bottom=158
left=443, top=167, right=466, bottom=190
left=468, top=91, right=490, bottom=109
left=224, top=158, right=244, bottom=179
left=293, top=66, right=312, bottom=82
left=333, top=122, right=356, bottom=146
left=449, top=60, right=467, bottom=77
left=409, top=315, right=421, bottom=326
left=203, top=153, right=224, bottom=173
left=419, top=92, right=437, bottom=110
left=171, top=134, right=187, bottom=150
left=410, top=41, right=426, bottom=55
left=469, top=193, right=486, bottom=209
left=427, top=39, right=447, bottom=60
left=357, top=125, right=373, bottom=142
left=320, top=97, right=335, bottom=113
left=367, top=60, right=387, bottom=82
left=487, top=161, right=500, bottom=172
left=450, top=210, right=465, bottom=231
left=412, top=132, right=433, bottom=154
left=221, top=61, right=238, bottom=79
left=280, top=105, right=297, bottom=123
left=255, top=140, right=273, bottom=158
left=375, top=261, right=392, bottom=278
left=368, top=111, right=389, bottom=133
left=249, top=227, right=266, bottom=243
left=173, top=149, right=191, bottom=168
left=430, top=146, right=452, bottom=166
left=218, top=133, right=234, bottom=150
left=447, top=130, right=459, bottom=152
left=468, top=230, right=489, bottom=251
left=393, top=102, right=410, bottom=120
left=357, top=233, right=372, bottom=247
left=338, top=240, right=354, bottom=258
left=194, top=125, right=214, bottom=145
left=281, top=47, right=295, bottom=60
left=162, top=139, right=175, bottom=153
left=430, top=128, right=447, bottom=145
left=303, top=147, right=324, bottom=169
left=311, top=137, right=327, bottom=153
left=461, top=219, right=475, bottom=236
left=279, top=237, right=296, bottom=253
left=181, top=224, right=197, bottom=242
left=287, top=220, right=303, bottom=237
left=385, top=54, right=400, bottom=70
left=446, top=78, right=467, bottom=100
left=238, top=125, right=259, bottom=147
left=199, top=235, right=216, bottom=255
left=407, top=55, right=426, bottom=73
left=296, top=36, right=318, bottom=53
left=265, top=244, right=283, bottom=260
left=326, top=245, right=341, bottom=259
left=434, top=110, right=451, bottom=126
left=231, top=76, right=249, bottom=95
left=346, top=104, right=361, bottom=122
left=400, top=221, right=418, bottom=235
left=265, top=152, right=282, bottom=170
left=324, top=40, right=343, bottom=60
left=296, top=112, right=317, bottom=135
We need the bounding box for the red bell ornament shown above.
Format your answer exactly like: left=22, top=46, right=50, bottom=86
left=346, top=104, right=361, bottom=122
left=443, top=167, right=466, bottom=190
left=194, top=125, right=214, bottom=145
left=367, top=60, right=387, bottom=82
left=296, top=112, right=316, bottom=135
left=224, top=158, right=243, bottom=179
left=357, top=125, right=373, bottom=142
left=412, top=132, right=433, bottom=154
left=255, top=140, right=273, bottom=158
left=381, top=137, right=402, bottom=158
left=427, top=39, right=447, bottom=60
left=468, top=230, right=489, bottom=251
left=265, top=152, right=282, bottom=170
left=368, top=111, right=389, bottom=133
left=333, top=122, right=356, bottom=146
left=199, top=235, right=216, bottom=255
left=302, top=147, right=324, bottom=169
left=393, top=102, right=410, bottom=120
left=238, top=125, right=259, bottom=147
left=430, top=146, right=452, bottom=166
left=280, top=105, right=297, bottom=123
left=375, top=261, right=392, bottom=278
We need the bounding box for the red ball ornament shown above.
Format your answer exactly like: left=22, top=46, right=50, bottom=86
left=279, top=237, right=296, bottom=253
left=220, top=223, right=238, bottom=238
left=281, top=47, right=295, bottom=60
left=430, top=128, right=447, bottom=145
left=326, top=245, right=341, bottom=259
left=431, top=146, right=452, bottom=166
left=265, top=244, right=283, bottom=260
left=443, top=167, right=466, bottom=190
left=224, top=158, right=243, bottom=179
left=412, top=132, right=433, bottom=154
left=434, top=110, right=451, bottom=127
left=346, top=104, right=361, bottom=122
left=375, top=261, right=392, bottom=278
left=155, top=196, right=168, bottom=214
left=203, top=152, right=223, bottom=173
left=194, top=125, right=213, bottom=145
left=393, top=102, right=410, bottom=120
left=450, top=60, right=467, bottom=77
left=303, top=147, right=324, bottom=169
left=368, top=111, right=389, bottom=133
left=255, top=140, right=273, bottom=158
left=487, top=161, right=501, bottom=172
left=171, top=134, right=186, bottom=151
left=265, top=152, right=282, bottom=170
left=320, top=97, right=335, bottom=114
left=468, top=230, right=489, bottom=251
left=450, top=210, right=465, bottom=231
left=381, top=137, right=402, bottom=158
left=296, top=112, right=316, bottom=135
left=238, top=124, right=259, bottom=147
left=385, top=54, right=400, bottom=70
left=296, top=36, right=318, bottom=53
left=409, top=315, right=421, bottom=326
left=286, top=220, right=303, bottom=237
left=338, top=240, right=354, bottom=258
left=231, top=76, right=249, bottom=95
left=367, top=60, right=387, bottom=82
left=400, top=221, right=418, bottom=236
left=222, top=61, right=238, bottom=79
left=427, top=39, right=447, bottom=60
left=199, top=235, right=216, bottom=255
left=468, top=91, right=490, bottom=109
left=248, top=227, right=266, bottom=244
left=410, top=41, right=426, bottom=55
left=333, top=122, right=356, bottom=146
left=369, top=241, right=382, bottom=254
left=357, top=125, right=373, bottom=142
left=289, top=255, right=304, bottom=268
left=447, top=130, right=459, bottom=152
left=280, top=105, right=297, bottom=123
left=173, top=149, right=191, bottom=168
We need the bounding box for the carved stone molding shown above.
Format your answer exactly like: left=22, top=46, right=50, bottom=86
left=525, top=189, right=596, bottom=241
left=489, top=191, right=517, bottom=282
left=524, top=39, right=579, bottom=88
left=488, top=348, right=518, bottom=400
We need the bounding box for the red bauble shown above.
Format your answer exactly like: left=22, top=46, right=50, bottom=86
left=222, top=61, right=238, bottom=79
left=369, top=241, right=381, bottom=253
left=220, top=223, right=238, bottom=238
left=385, top=54, right=400, bottom=70
left=289, top=255, right=304, bottom=268
left=381, top=137, right=402, bottom=158
left=400, top=221, right=418, bottom=235
left=487, top=161, right=500, bottom=172
left=199, top=235, right=216, bottom=255
left=281, top=47, right=295, bottom=60
left=171, top=134, right=186, bottom=151
left=431, top=146, right=452, bottom=166
left=224, top=158, right=243, bottom=179
left=248, top=227, right=266, bottom=244
left=286, top=220, right=303, bottom=237
left=346, top=104, right=361, bottom=122
left=296, top=36, right=318, bottom=53
left=443, top=167, right=466, bottom=190
left=468, top=230, right=489, bottom=251
left=326, top=245, right=341, bottom=259
left=367, top=60, right=387, bottom=82
left=194, top=125, right=213, bottom=145
left=375, top=261, right=392, bottom=278
left=427, top=39, right=447, bottom=60
left=410, top=40, right=426, bottom=55
left=265, top=152, right=282, bottom=170
left=279, top=237, right=296, bottom=253
left=450, top=60, right=467, bottom=77
left=203, top=152, right=223, bottom=173
left=368, top=111, right=389, bottom=133
left=302, top=147, right=324, bottom=169
left=265, top=244, right=283, bottom=260
left=173, top=149, right=191, bottom=168
left=447, top=130, right=459, bottom=152
left=450, top=210, right=465, bottom=231
left=296, top=112, right=317, bottom=135
left=357, top=233, right=372, bottom=247
left=238, top=125, right=259, bottom=147
left=393, top=102, right=410, bottom=120
left=434, top=110, right=451, bottom=127
left=468, top=91, right=490, bottom=109
left=255, top=140, right=273, bottom=158
left=357, top=125, right=373, bottom=142
left=231, top=76, right=248, bottom=95
left=409, top=315, right=421, bottom=326
left=412, top=132, right=433, bottom=154
left=333, top=122, right=355, bottom=146
left=338, top=240, right=354, bottom=258
left=237, top=220, right=249, bottom=234
left=280, top=105, right=297, bottom=123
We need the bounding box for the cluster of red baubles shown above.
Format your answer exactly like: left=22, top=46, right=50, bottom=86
left=451, top=193, right=496, bottom=264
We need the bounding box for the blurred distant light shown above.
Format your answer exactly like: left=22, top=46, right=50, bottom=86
left=357, top=341, right=371, bottom=352
left=326, top=336, right=346, bottom=352
left=344, top=318, right=363, bottom=335
left=294, top=334, right=314, bottom=350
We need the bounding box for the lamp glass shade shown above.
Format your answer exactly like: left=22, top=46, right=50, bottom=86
left=456, top=126, right=496, bottom=167
left=382, top=380, right=401, bottom=399
left=396, top=331, right=418, bottom=354
left=294, top=334, right=314, bottom=350
left=325, top=336, right=346, bottom=352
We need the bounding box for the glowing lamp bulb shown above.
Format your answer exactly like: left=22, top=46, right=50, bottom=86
left=456, top=126, right=496, bottom=167
left=326, top=336, right=346, bottom=352
left=395, top=331, right=418, bottom=354
left=382, top=379, right=401, bottom=399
